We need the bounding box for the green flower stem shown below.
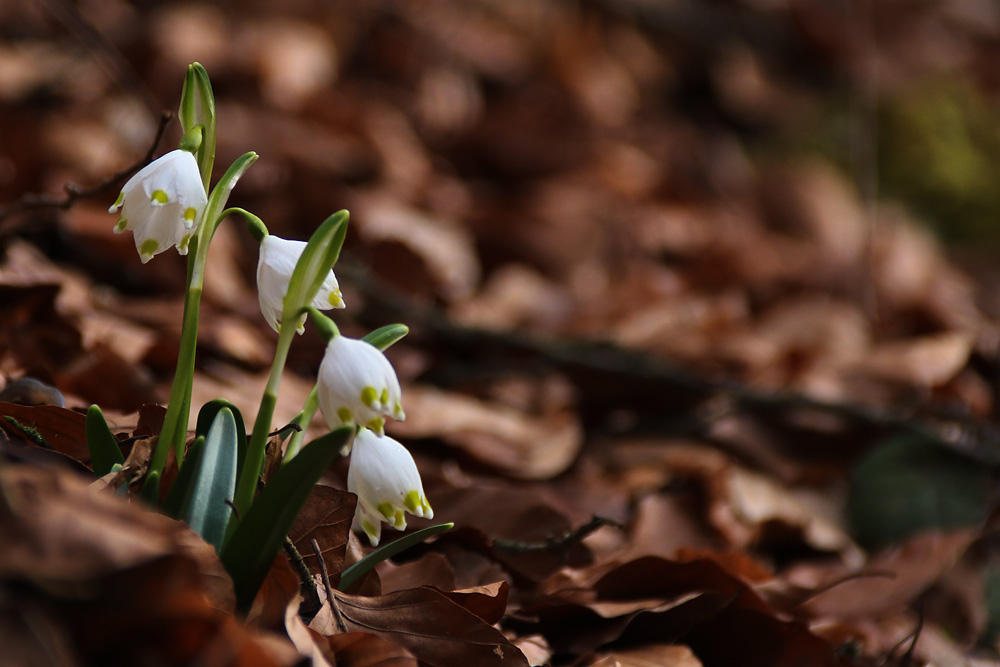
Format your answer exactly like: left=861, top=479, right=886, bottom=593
left=221, top=207, right=268, bottom=242
left=282, top=385, right=319, bottom=464
left=145, top=152, right=258, bottom=489
left=232, top=319, right=298, bottom=520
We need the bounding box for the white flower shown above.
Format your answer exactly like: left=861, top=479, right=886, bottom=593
left=317, top=335, right=404, bottom=436
left=348, top=428, right=433, bottom=546
left=109, top=150, right=208, bottom=263
left=256, top=235, right=345, bottom=333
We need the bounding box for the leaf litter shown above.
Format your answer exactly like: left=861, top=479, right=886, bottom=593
left=3, top=0, right=1000, bottom=665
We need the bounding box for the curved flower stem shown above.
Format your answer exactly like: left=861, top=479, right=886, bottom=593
left=145, top=153, right=258, bottom=491
left=221, top=207, right=268, bottom=242
left=282, top=385, right=319, bottom=465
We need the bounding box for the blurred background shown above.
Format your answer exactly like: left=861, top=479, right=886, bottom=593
left=4, top=0, right=1000, bottom=662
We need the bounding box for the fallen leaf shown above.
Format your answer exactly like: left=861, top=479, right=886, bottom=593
left=328, top=587, right=529, bottom=667
left=288, top=484, right=357, bottom=588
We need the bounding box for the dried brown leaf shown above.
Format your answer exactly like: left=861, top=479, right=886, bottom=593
left=288, top=484, right=357, bottom=587
left=329, top=587, right=529, bottom=667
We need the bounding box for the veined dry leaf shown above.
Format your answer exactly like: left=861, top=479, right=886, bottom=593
left=791, top=529, right=979, bottom=619
left=0, top=401, right=89, bottom=463
left=328, top=587, right=529, bottom=667
left=429, top=581, right=510, bottom=625
left=288, top=484, right=356, bottom=588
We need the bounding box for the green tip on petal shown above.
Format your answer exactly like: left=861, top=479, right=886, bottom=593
left=360, top=386, right=378, bottom=408
left=337, top=407, right=353, bottom=424
left=179, top=234, right=192, bottom=252
left=183, top=206, right=197, bottom=222
left=366, top=417, right=385, bottom=434
left=393, top=509, right=405, bottom=527
left=109, top=192, right=124, bottom=212
left=114, top=217, right=128, bottom=232
left=329, top=290, right=344, bottom=308
left=380, top=388, right=389, bottom=405
left=150, top=189, right=169, bottom=204
left=403, top=489, right=421, bottom=512
left=362, top=519, right=379, bottom=544
left=140, top=239, right=159, bottom=258
left=377, top=502, right=395, bottom=520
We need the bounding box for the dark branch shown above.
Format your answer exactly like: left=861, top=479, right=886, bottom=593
left=0, top=111, right=172, bottom=226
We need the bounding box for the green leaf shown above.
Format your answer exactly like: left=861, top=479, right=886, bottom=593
left=363, top=323, right=409, bottom=351
left=85, top=404, right=124, bottom=478
left=847, top=433, right=992, bottom=550
left=221, top=425, right=353, bottom=613
left=195, top=399, right=247, bottom=482
left=338, top=523, right=453, bottom=592
left=183, top=408, right=238, bottom=551
left=140, top=470, right=160, bottom=506
left=162, top=435, right=206, bottom=518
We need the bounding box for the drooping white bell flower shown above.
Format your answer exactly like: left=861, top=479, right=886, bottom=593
left=108, top=150, right=208, bottom=263
left=348, top=428, right=433, bottom=546
left=317, top=335, right=404, bottom=436
left=256, top=235, right=345, bottom=333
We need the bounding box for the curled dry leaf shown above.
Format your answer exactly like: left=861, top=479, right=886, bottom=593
left=391, top=385, right=582, bottom=480
left=789, top=529, right=979, bottom=620
left=0, top=464, right=295, bottom=665
left=356, top=199, right=481, bottom=301
left=518, top=556, right=851, bottom=666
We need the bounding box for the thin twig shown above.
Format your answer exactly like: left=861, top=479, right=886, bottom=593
left=283, top=537, right=322, bottom=623
left=0, top=111, right=172, bottom=226
left=494, top=516, right=622, bottom=556
left=313, top=538, right=347, bottom=633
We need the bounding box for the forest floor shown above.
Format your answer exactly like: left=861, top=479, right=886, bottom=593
left=3, top=1, right=1000, bottom=665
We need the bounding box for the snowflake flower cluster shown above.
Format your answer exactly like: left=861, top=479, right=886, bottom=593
left=111, top=146, right=432, bottom=548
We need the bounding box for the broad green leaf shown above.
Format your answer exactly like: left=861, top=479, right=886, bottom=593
left=221, top=425, right=353, bottom=613
left=363, top=323, right=409, bottom=351
left=195, top=399, right=247, bottom=481
left=85, top=404, right=124, bottom=477
left=339, top=523, right=453, bottom=591
left=848, top=433, right=992, bottom=550
left=184, top=408, right=238, bottom=551
left=162, top=436, right=205, bottom=519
